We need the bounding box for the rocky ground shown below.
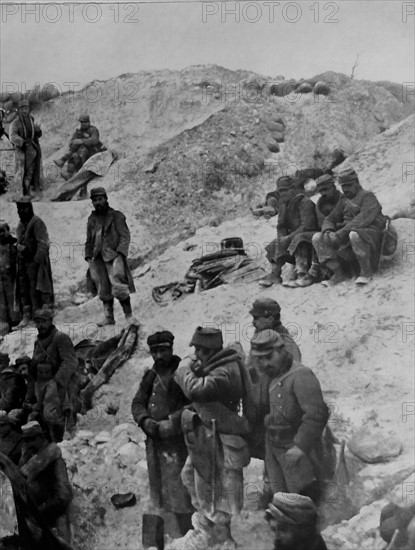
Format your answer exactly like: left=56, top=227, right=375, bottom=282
left=0, top=66, right=414, bottom=549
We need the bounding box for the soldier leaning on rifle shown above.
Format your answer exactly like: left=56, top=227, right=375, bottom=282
left=170, top=327, right=251, bottom=550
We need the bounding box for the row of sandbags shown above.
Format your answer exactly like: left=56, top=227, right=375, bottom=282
left=270, top=80, right=331, bottom=97
left=265, top=116, right=285, bottom=153
left=0, top=84, right=60, bottom=123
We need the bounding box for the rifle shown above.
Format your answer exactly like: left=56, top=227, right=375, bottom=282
left=211, top=418, right=217, bottom=516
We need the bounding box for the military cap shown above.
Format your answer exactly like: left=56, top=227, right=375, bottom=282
left=21, top=421, right=45, bottom=438
left=338, top=165, right=359, bottom=185
left=14, top=355, right=31, bottom=367
left=33, top=309, right=54, bottom=321
left=249, top=298, right=281, bottom=318
left=276, top=175, right=293, bottom=191
left=90, top=187, right=108, bottom=199
left=250, top=329, right=285, bottom=356
left=79, top=114, right=90, bottom=123
left=266, top=492, right=318, bottom=525
left=316, top=174, right=335, bottom=187
left=147, top=330, right=175, bottom=349
left=0, top=352, right=10, bottom=366
left=18, top=99, right=30, bottom=108
left=0, top=411, right=9, bottom=425
left=190, top=326, right=223, bottom=350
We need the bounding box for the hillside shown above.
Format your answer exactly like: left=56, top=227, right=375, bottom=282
left=0, top=65, right=414, bottom=549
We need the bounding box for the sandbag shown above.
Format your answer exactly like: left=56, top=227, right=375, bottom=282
left=297, top=82, right=313, bottom=94
left=266, top=121, right=285, bottom=133
left=270, top=131, right=284, bottom=143
left=267, top=141, right=280, bottom=153
left=270, top=81, right=297, bottom=97
left=314, top=81, right=331, bottom=96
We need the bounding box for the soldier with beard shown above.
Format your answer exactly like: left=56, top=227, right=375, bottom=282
left=132, top=331, right=193, bottom=538
left=15, top=197, right=54, bottom=329
left=266, top=492, right=327, bottom=550
left=85, top=187, right=137, bottom=326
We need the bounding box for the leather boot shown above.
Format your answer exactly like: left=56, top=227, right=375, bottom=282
left=97, top=300, right=115, bottom=326
left=120, top=297, right=138, bottom=325
left=321, top=261, right=348, bottom=287
left=259, top=263, right=282, bottom=287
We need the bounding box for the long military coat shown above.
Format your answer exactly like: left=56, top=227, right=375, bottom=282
left=131, top=355, right=192, bottom=513
left=9, top=114, right=43, bottom=191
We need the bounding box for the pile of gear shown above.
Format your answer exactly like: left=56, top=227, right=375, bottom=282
left=152, top=238, right=265, bottom=305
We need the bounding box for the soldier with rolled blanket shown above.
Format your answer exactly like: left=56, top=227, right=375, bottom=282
left=314, top=166, right=386, bottom=285
left=266, top=492, right=328, bottom=550
left=18, top=421, right=73, bottom=545
left=250, top=330, right=332, bottom=504
left=259, top=176, right=318, bottom=287
left=85, top=187, right=137, bottom=326
left=131, top=330, right=193, bottom=538
left=169, top=327, right=250, bottom=550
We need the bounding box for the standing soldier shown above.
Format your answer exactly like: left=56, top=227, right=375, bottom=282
left=170, top=327, right=250, bottom=550
left=54, top=114, right=106, bottom=180
left=132, top=330, right=193, bottom=538
left=0, top=221, right=19, bottom=336
left=9, top=99, right=43, bottom=196
left=15, top=197, right=54, bottom=329
left=29, top=309, right=80, bottom=442
left=84, top=187, right=136, bottom=326
left=250, top=330, right=332, bottom=503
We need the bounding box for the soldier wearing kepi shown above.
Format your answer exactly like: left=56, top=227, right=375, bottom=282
left=54, top=114, right=105, bottom=180
left=170, top=327, right=250, bottom=550
left=85, top=187, right=137, bottom=326
left=15, top=197, right=54, bottom=329
left=266, top=492, right=328, bottom=550
left=315, top=166, right=386, bottom=286
left=9, top=99, right=43, bottom=196
left=251, top=330, right=332, bottom=504
left=132, top=330, right=193, bottom=538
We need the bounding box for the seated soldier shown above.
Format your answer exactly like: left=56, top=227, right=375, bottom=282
left=314, top=166, right=386, bottom=286
left=294, top=174, right=346, bottom=287
left=259, top=176, right=318, bottom=287
left=0, top=353, right=27, bottom=413
left=251, top=191, right=279, bottom=218
left=54, top=114, right=106, bottom=179
left=19, top=421, right=73, bottom=545
left=266, top=492, right=328, bottom=550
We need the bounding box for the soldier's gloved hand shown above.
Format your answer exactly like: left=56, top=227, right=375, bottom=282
left=142, top=418, right=159, bottom=438
left=285, top=445, right=305, bottom=469
left=158, top=419, right=175, bottom=439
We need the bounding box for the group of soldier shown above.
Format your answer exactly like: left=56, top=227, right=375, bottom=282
left=7, top=99, right=105, bottom=196
left=0, top=105, right=407, bottom=550
left=259, top=166, right=387, bottom=288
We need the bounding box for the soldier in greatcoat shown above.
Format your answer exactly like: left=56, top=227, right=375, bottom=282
left=250, top=330, right=332, bottom=503
left=170, top=327, right=251, bottom=550
left=9, top=99, right=43, bottom=196
left=0, top=221, right=20, bottom=335
left=132, top=330, right=193, bottom=537
left=84, top=187, right=136, bottom=326
left=259, top=176, right=318, bottom=287
left=15, top=197, right=54, bottom=328
left=314, top=166, right=386, bottom=285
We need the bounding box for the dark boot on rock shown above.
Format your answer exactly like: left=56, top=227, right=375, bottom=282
left=97, top=299, right=115, bottom=326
